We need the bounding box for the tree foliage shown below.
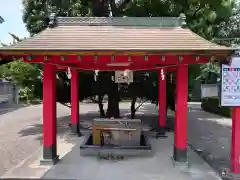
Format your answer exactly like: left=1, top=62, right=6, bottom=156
left=214, top=2, right=240, bottom=47
left=18, top=0, right=236, bottom=116
left=0, top=60, right=41, bottom=86
left=22, top=0, right=92, bottom=35
left=0, top=33, right=42, bottom=102
left=0, top=33, right=41, bottom=87
left=122, top=0, right=233, bottom=40
left=198, top=2, right=240, bottom=82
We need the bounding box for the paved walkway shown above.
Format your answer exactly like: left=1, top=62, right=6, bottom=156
left=1, top=129, right=221, bottom=180
left=0, top=102, right=232, bottom=178
left=187, top=104, right=231, bottom=174
left=0, top=102, right=139, bottom=176
left=0, top=103, right=72, bottom=176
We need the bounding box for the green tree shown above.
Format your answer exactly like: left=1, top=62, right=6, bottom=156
left=22, top=0, right=91, bottom=35
left=197, top=2, right=240, bottom=83
left=121, top=0, right=234, bottom=110
left=122, top=0, right=233, bottom=40
left=21, top=0, right=234, bottom=117
left=0, top=33, right=42, bottom=102
left=215, top=2, right=240, bottom=47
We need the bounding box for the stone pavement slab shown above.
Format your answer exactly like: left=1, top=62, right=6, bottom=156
left=1, top=132, right=221, bottom=180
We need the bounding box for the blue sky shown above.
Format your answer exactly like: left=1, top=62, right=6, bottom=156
left=0, top=0, right=29, bottom=44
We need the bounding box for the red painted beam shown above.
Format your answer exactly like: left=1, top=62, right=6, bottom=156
left=26, top=55, right=210, bottom=71
left=166, top=67, right=177, bottom=71
left=54, top=63, right=157, bottom=71
left=56, top=65, right=68, bottom=71
left=54, top=64, right=194, bottom=72
left=55, top=63, right=178, bottom=71
left=23, top=55, right=210, bottom=69
left=49, top=60, right=209, bottom=72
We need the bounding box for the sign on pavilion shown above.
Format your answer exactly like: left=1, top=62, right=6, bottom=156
left=115, top=70, right=133, bottom=83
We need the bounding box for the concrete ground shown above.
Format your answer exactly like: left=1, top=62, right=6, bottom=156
left=0, top=101, right=233, bottom=179
left=1, top=131, right=221, bottom=180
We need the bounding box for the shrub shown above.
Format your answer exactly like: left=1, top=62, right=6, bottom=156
left=201, top=97, right=232, bottom=117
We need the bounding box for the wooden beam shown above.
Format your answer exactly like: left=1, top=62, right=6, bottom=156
left=24, top=55, right=210, bottom=68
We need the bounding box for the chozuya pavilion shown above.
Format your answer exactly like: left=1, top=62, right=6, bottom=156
left=0, top=14, right=238, bottom=173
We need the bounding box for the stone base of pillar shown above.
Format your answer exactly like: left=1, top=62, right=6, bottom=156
left=41, top=145, right=59, bottom=165
left=164, top=126, right=173, bottom=132
left=71, top=123, right=82, bottom=136
left=40, top=155, right=59, bottom=165
left=173, top=146, right=187, bottom=162
left=220, top=171, right=240, bottom=179
left=171, top=156, right=189, bottom=169
left=156, top=127, right=167, bottom=138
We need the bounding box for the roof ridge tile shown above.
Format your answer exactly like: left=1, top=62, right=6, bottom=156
left=54, top=16, right=185, bottom=28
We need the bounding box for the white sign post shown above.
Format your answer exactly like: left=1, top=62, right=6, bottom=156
left=115, top=70, right=133, bottom=84
left=220, top=56, right=240, bottom=107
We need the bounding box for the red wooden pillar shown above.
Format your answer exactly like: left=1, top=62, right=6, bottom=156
left=71, top=69, right=81, bottom=136
left=231, top=107, right=240, bottom=173
left=174, top=65, right=188, bottom=162
left=42, top=64, right=58, bottom=164
left=157, top=68, right=167, bottom=137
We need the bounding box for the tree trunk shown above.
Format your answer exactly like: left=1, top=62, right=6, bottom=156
left=91, top=0, right=121, bottom=118
left=98, top=95, right=105, bottom=117
left=92, top=0, right=110, bottom=17
left=109, top=0, right=119, bottom=16
left=130, top=96, right=137, bottom=119
left=106, top=82, right=120, bottom=118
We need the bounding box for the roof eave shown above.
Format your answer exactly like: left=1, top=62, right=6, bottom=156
left=0, top=48, right=234, bottom=57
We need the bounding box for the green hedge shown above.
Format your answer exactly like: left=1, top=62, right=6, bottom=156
left=201, top=97, right=232, bottom=117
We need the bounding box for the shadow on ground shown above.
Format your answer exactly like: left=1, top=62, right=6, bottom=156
left=14, top=103, right=235, bottom=179
left=17, top=106, right=171, bottom=142
left=0, top=102, right=27, bottom=115
left=187, top=106, right=232, bottom=179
